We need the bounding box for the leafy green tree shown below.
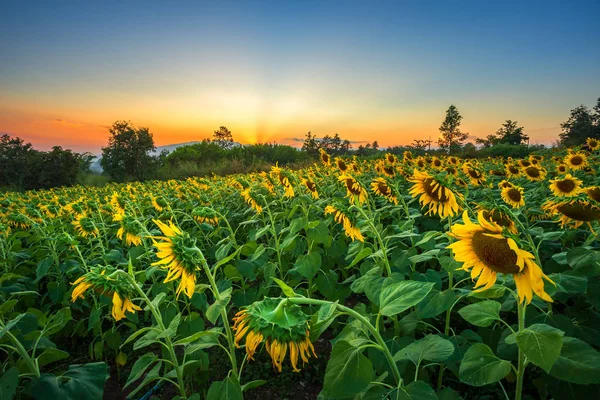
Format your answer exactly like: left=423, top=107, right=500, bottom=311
left=0, top=134, right=34, bottom=188
left=100, top=121, right=156, bottom=182
left=476, top=120, right=528, bottom=148
left=301, top=131, right=320, bottom=157
left=438, top=105, right=468, bottom=153
left=559, top=99, right=600, bottom=146
left=213, top=126, right=234, bottom=149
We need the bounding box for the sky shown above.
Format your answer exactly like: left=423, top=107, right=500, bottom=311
left=1, top=0, right=599, bottom=153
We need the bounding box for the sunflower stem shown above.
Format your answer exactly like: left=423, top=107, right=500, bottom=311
left=437, top=216, right=454, bottom=393
left=515, top=301, right=527, bottom=400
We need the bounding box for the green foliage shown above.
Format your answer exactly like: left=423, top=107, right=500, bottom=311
left=559, top=97, right=600, bottom=146
left=438, top=105, right=468, bottom=153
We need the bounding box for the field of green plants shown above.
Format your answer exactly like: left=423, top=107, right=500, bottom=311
left=1, top=140, right=600, bottom=400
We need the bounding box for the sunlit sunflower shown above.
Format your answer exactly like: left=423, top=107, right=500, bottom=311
left=543, top=197, right=600, bottom=230
left=381, top=164, right=396, bottom=177
left=549, top=174, right=582, bottom=197
left=151, top=219, right=201, bottom=299
left=319, top=149, right=331, bottom=165
left=233, top=298, right=317, bottom=372
left=370, top=178, right=398, bottom=205
left=522, top=166, right=547, bottom=181
left=505, top=164, right=521, bottom=178
left=71, top=266, right=141, bottom=321
left=586, top=137, right=600, bottom=151
left=463, top=165, right=486, bottom=186
left=489, top=169, right=506, bottom=177
left=241, top=188, right=263, bottom=214
left=324, top=204, right=364, bottom=241
left=415, top=157, right=427, bottom=169
left=191, top=206, right=219, bottom=226
left=72, top=214, right=99, bottom=238
left=408, top=170, right=461, bottom=219
left=448, top=211, right=554, bottom=304
left=477, top=206, right=518, bottom=234
left=501, top=186, right=525, bottom=208
left=444, top=166, right=458, bottom=176
left=335, top=157, right=349, bottom=172
left=271, top=165, right=295, bottom=198
left=431, top=157, right=443, bottom=169
left=113, top=213, right=142, bottom=246
left=338, top=174, right=368, bottom=204
left=448, top=156, right=460, bottom=165
left=518, top=159, right=532, bottom=168
left=151, top=195, right=167, bottom=212
left=556, top=164, right=568, bottom=174
left=498, top=180, right=514, bottom=189
left=564, top=151, right=588, bottom=170
left=585, top=186, right=600, bottom=202
left=386, top=153, right=397, bottom=164
left=302, top=177, right=319, bottom=199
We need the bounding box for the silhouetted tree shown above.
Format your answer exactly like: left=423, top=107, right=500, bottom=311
left=101, top=121, right=156, bottom=181
left=438, top=105, right=468, bottom=153
left=559, top=99, right=600, bottom=146
left=476, top=120, right=528, bottom=148
left=213, top=126, right=234, bottom=149
left=301, top=131, right=319, bottom=157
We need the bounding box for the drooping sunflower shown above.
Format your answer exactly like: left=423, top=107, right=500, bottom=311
left=335, top=157, right=349, bottom=173
left=370, top=178, right=398, bottom=205
left=338, top=174, right=368, bottom=204
left=302, top=177, right=319, bottom=199
left=324, top=204, right=364, bottom=241
left=448, top=211, right=554, bottom=304
left=241, top=188, right=263, bottom=214
left=522, top=165, right=547, bottom=182
left=408, top=170, right=461, bottom=219
left=151, top=219, right=201, bottom=299
left=585, top=186, right=600, bottom=202
left=505, top=164, right=521, bottom=178
left=71, top=266, right=141, bottom=321
left=543, top=197, right=600, bottom=229
left=113, top=213, right=143, bottom=246
left=151, top=195, right=168, bottom=213
left=564, top=151, right=588, bottom=170
left=319, top=148, right=331, bottom=166
left=72, top=214, right=99, bottom=238
left=191, top=206, right=219, bottom=226
left=586, top=137, right=600, bottom=151
left=501, top=185, right=525, bottom=208
left=271, top=165, right=295, bottom=198
left=403, top=151, right=414, bottom=162
left=462, top=165, right=486, bottom=186
left=476, top=205, right=518, bottom=234
left=549, top=174, right=582, bottom=197
left=381, top=164, right=396, bottom=177
left=232, top=298, right=317, bottom=372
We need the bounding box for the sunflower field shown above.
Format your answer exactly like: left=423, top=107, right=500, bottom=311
left=1, top=140, right=600, bottom=400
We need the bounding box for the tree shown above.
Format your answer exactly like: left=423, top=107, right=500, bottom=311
left=438, top=105, right=468, bottom=153
left=100, top=121, right=156, bottom=182
left=301, top=131, right=319, bottom=157
left=213, top=126, right=234, bottom=149
left=409, top=139, right=432, bottom=151
left=0, top=134, right=33, bottom=188
left=475, top=120, right=528, bottom=148
left=559, top=100, right=600, bottom=146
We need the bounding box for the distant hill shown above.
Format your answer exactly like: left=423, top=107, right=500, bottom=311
left=89, top=141, right=242, bottom=173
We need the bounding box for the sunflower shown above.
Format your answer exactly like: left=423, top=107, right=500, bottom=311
left=386, top=153, right=397, bottom=164
left=477, top=206, right=518, bottom=234
left=448, top=156, right=460, bottom=165
left=319, top=149, right=331, bottom=165
left=518, top=159, right=532, bottom=168
left=403, top=151, right=414, bottom=162
left=502, top=164, right=519, bottom=178
left=522, top=165, right=547, bottom=181
left=543, top=197, right=600, bottom=229
left=113, top=213, right=142, bottom=246
left=415, top=157, right=427, bottom=169
left=72, top=214, right=99, bottom=238
left=444, top=166, right=458, bottom=176
left=549, top=174, right=582, bottom=197
left=232, top=298, right=317, bottom=372
left=587, top=137, right=600, bottom=151
left=556, top=164, right=567, bottom=174
left=498, top=180, right=514, bottom=189
left=448, top=211, right=554, bottom=304
left=335, top=157, right=349, bottom=172
left=501, top=186, right=525, bottom=208
left=463, top=165, right=486, bottom=186
left=302, top=177, right=319, bottom=199
left=241, top=188, right=263, bottom=213
left=191, top=207, right=219, bottom=226
left=585, top=186, right=600, bottom=202
left=381, top=164, right=396, bottom=177
left=431, top=157, right=443, bottom=169
left=71, top=266, right=141, bottom=321
left=324, top=204, right=364, bottom=241
left=370, top=178, right=398, bottom=205
left=338, top=174, right=368, bottom=204
left=408, top=170, right=461, bottom=219
left=151, top=219, right=201, bottom=299
left=564, top=151, right=588, bottom=170
left=271, top=165, right=295, bottom=198
left=151, top=195, right=167, bottom=212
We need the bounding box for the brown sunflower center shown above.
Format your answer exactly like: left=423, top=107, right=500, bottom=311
left=558, top=165, right=566, bottom=172
left=337, top=160, right=347, bottom=171
left=525, top=167, right=540, bottom=177
left=433, top=159, right=442, bottom=167
left=570, top=156, right=583, bottom=165
left=471, top=232, right=520, bottom=274
left=520, top=160, right=531, bottom=167
left=384, top=166, right=395, bottom=175
left=587, top=188, right=600, bottom=202
left=557, top=203, right=600, bottom=221
left=556, top=179, right=576, bottom=193
left=508, top=166, right=519, bottom=174
left=467, top=169, right=481, bottom=179
left=423, top=178, right=448, bottom=202
left=482, top=210, right=513, bottom=230
left=305, top=181, right=316, bottom=191
left=321, top=154, right=329, bottom=163
left=590, top=140, right=598, bottom=147
left=344, top=179, right=362, bottom=195
left=507, top=188, right=522, bottom=202
left=377, top=182, right=391, bottom=196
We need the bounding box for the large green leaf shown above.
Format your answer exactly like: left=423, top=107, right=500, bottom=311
left=29, top=362, right=109, bottom=400
left=392, top=381, right=438, bottom=400
left=394, top=334, right=455, bottom=365
left=515, top=323, right=564, bottom=372
left=125, top=353, right=157, bottom=388
left=458, top=300, right=502, bottom=327
left=459, top=344, right=511, bottom=386
left=417, top=290, right=456, bottom=318
left=321, top=339, right=372, bottom=398
left=206, top=288, right=232, bottom=324
left=379, top=280, right=434, bottom=317
left=207, top=376, right=243, bottom=400
left=549, top=337, right=600, bottom=384
left=293, top=252, right=322, bottom=280
left=0, top=368, right=19, bottom=400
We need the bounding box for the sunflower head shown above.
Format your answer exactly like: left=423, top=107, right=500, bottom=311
left=114, top=213, right=143, bottom=246
left=448, top=211, right=554, bottom=304
left=241, top=188, right=263, bottom=213
left=498, top=180, right=514, bottom=189
left=564, top=151, right=588, bottom=170
left=371, top=177, right=398, bottom=205
left=403, top=151, right=414, bottom=161
left=586, top=137, right=600, bottom=151
left=324, top=203, right=364, bottom=241
left=386, top=153, right=397, bottom=164
left=501, top=185, right=525, bottom=209
left=338, top=174, right=368, bottom=204
left=505, top=164, right=521, bottom=178
left=549, top=174, right=582, bottom=197
left=476, top=204, right=518, bottom=234
left=408, top=170, right=461, bottom=219
left=463, top=165, right=486, bottom=186
left=585, top=186, right=600, bottom=202
left=233, top=298, right=316, bottom=372
left=522, top=165, right=547, bottom=181
left=73, top=214, right=99, bottom=238
left=319, top=149, right=331, bottom=165
left=556, top=164, right=568, bottom=174
left=302, top=177, right=319, bottom=199
left=192, top=207, right=219, bottom=226
left=543, top=195, right=600, bottom=229
left=335, top=157, right=349, bottom=172
left=431, top=157, right=443, bottom=169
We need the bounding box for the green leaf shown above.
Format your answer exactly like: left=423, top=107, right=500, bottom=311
left=468, top=285, right=506, bottom=299
left=174, top=327, right=221, bottom=345
left=206, top=288, right=232, bottom=324
left=379, top=280, right=434, bottom=317
left=35, top=257, right=54, bottom=283
left=207, top=376, right=243, bottom=400
left=347, top=247, right=373, bottom=268
left=549, top=337, right=600, bottom=384
left=459, top=343, right=511, bottom=386
left=515, top=323, right=564, bottom=372
left=37, top=348, right=70, bottom=367
left=272, top=278, right=296, bottom=297
left=30, top=362, right=109, bottom=400
left=458, top=300, right=502, bottom=327
left=393, top=380, right=438, bottom=400
left=294, top=252, right=322, bottom=280
left=409, top=249, right=440, bottom=265
left=0, top=368, right=19, bottom=400
left=45, top=308, right=72, bottom=336
left=567, top=247, right=595, bottom=270
left=394, top=334, right=455, bottom=364
left=124, top=353, right=158, bottom=388
left=241, top=379, right=267, bottom=392
left=0, top=314, right=26, bottom=341
left=417, top=289, right=456, bottom=319
left=157, top=313, right=181, bottom=339
left=321, top=340, right=373, bottom=398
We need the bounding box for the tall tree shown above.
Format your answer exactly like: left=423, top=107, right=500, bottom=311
left=301, top=131, right=319, bottom=157
left=476, top=120, right=528, bottom=147
left=559, top=100, right=600, bottom=146
left=213, top=126, right=234, bottom=149
left=101, top=121, right=156, bottom=181
left=438, top=105, right=468, bottom=153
